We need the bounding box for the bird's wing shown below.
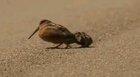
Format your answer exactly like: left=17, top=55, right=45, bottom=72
left=46, top=22, right=72, bottom=36
left=56, top=24, right=72, bottom=34
left=48, top=25, right=72, bottom=38
left=45, top=27, right=72, bottom=40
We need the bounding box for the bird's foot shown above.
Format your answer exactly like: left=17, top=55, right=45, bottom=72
left=46, top=43, right=63, bottom=49
left=64, top=44, right=71, bottom=49
left=46, top=46, right=60, bottom=49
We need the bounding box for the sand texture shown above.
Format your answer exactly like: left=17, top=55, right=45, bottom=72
left=0, top=0, right=140, bottom=77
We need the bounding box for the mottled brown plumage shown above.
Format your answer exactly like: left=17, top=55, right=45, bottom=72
left=28, top=19, right=93, bottom=49
left=74, top=32, right=93, bottom=47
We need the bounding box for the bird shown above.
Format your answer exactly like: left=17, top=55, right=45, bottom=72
left=28, top=19, right=93, bottom=49
left=74, top=32, right=93, bottom=47
left=28, top=19, right=77, bottom=49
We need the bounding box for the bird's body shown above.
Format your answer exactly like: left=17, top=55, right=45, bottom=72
left=38, top=22, right=76, bottom=44
left=28, top=19, right=93, bottom=49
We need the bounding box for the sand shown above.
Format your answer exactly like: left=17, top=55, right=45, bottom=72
left=0, top=0, right=140, bottom=77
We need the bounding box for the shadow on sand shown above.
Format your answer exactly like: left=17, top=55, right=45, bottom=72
left=45, top=46, right=94, bottom=50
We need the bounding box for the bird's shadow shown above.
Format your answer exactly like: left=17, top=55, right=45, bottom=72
left=45, top=46, right=94, bottom=50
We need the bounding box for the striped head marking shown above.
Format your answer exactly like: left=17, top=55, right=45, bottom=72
left=39, top=19, right=52, bottom=25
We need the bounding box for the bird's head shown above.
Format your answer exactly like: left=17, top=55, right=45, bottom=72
left=28, top=19, right=52, bottom=39
left=39, top=19, right=52, bottom=25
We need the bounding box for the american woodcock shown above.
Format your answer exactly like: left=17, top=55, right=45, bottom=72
left=28, top=19, right=93, bottom=49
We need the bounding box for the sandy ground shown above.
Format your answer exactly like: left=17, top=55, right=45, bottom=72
left=0, top=0, right=140, bottom=77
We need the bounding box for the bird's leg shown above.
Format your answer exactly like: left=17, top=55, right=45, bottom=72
left=46, top=43, right=63, bottom=49
left=65, top=44, right=71, bottom=49
left=54, top=43, right=63, bottom=48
